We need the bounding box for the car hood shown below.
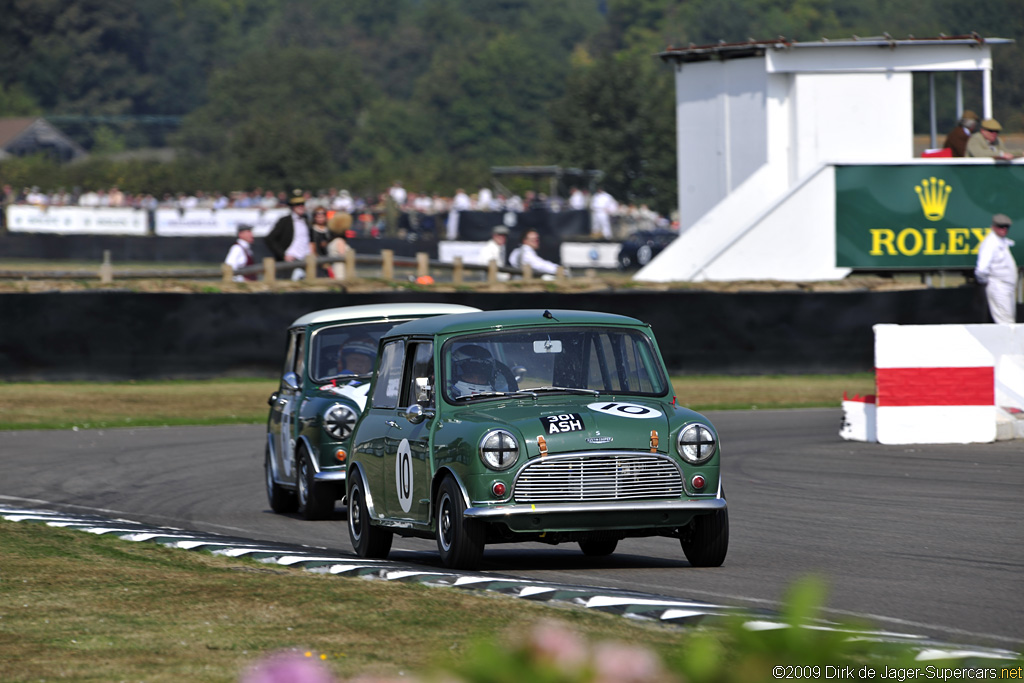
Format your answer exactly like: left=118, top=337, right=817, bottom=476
left=454, top=396, right=681, bottom=455
left=316, top=381, right=370, bottom=410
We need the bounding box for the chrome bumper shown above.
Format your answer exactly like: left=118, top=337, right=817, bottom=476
left=464, top=497, right=725, bottom=519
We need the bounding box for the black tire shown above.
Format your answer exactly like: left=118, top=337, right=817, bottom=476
left=681, top=508, right=729, bottom=567
left=436, top=476, right=485, bottom=570
left=618, top=252, right=633, bottom=270
left=265, top=445, right=298, bottom=514
left=297, top=448, right=335, bottom=520
left=348, top=477, right=393, bottom=559
left=578, top=538, right=618, bottom=557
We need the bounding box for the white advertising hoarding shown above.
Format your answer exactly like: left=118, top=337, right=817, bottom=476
left=6, top=206, right=148, bottom=235
left=154, top=208, right=288, bottom=237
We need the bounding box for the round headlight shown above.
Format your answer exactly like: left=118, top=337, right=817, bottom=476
left=323, top=404, right=357, bottom=441
left=677, top=424, right=716, bottom=464
left=479, top=430, right=519, bottom=471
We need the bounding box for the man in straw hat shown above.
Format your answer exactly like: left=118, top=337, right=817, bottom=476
left=975, top=213, right=1018, bottom=324
left=966, top=118, right=1015, bottom=160
left=265, top=189, right=311, bottom=280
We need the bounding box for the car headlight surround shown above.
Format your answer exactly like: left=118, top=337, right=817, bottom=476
left=677, top=423, right=716, bottom=464
left=323, top=404, right=358, bottom=441
left=479, top=430, right=519, bottom=471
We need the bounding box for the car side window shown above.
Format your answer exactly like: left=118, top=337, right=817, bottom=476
left=401, top=342, right=434, bottom=407
left=371, top=340, right=405, bottom=410
left=283, top=329, right=305, bottom=381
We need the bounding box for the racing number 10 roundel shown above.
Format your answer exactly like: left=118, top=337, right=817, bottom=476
left=396, top=438, right=414, bottom=513
left=587, top=402, right=662, bottom=419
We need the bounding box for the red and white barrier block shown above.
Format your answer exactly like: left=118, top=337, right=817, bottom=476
left=841, top=324, right=1023, bottom=444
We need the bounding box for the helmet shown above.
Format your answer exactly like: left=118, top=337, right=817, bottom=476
left=451, top=344, right=494, bottom=395
left=340, top=338, right=376, bottom=374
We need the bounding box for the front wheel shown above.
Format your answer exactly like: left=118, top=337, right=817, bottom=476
left=680, top=508, right=729, bottom=567
left=297, top=449, right=335, bottom=520
left=436, top=476, right=485, bottom=570
left=348, top=477, right=392, bottom=559
left=265, top=445, right=297, bottom=514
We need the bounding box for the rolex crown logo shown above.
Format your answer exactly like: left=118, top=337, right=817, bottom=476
left=914, top=177, right=952, bottom=222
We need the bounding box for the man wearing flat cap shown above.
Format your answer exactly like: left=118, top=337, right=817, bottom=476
left=975, top=214, right=1018, bottom=324
left=966, top=118, right=1015, bottom=160
left=265, top=189, right=311, bottom=279
left=942, top=110, right=978, bottom=157
left=477, top=225, right=509, bottom=267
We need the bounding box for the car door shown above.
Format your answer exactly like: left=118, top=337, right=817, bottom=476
left=354, top=339, right=405, bottom=508
left=383, top=340, right=434, bottom=523
left=270, top=328, right=305, bottom=484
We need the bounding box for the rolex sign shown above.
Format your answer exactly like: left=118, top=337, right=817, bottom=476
left=835, top=164, right=1024, bottom=269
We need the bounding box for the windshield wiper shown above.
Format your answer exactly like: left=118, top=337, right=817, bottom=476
left=526, top=386, right=600, bottom=397
left=453, top=390, right=536, bottom=401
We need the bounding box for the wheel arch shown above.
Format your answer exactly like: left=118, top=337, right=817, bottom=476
left=296, top=435, right=319, bottom=472
left=430, top=466, right=471, bottom=523
left=347, top=461, right=380, bottom=520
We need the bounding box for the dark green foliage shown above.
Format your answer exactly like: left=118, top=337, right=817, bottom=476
left=0, top=0, right=1021, bottom=202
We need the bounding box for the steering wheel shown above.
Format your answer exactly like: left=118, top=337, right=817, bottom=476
left=494, top=361, right=519, bottom=392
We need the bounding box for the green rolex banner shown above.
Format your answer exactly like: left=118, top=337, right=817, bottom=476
left=835, top=164, right=1024, bottom=269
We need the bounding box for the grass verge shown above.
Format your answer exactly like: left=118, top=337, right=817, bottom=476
left=2, top=518, right=1016, bottom=683
left=0, top=374, right=875, bottom=430
left=0, top=517, right=694, bottom=682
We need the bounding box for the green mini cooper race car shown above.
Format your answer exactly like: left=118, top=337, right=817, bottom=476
left=345, top=309, right=728, bottom=569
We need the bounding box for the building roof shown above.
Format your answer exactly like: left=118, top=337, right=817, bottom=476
left=0, top=118, right=37, bottom=147
left=658, top=34, right=1015, bottom=64
left=0, top=117, right=87, bottom=161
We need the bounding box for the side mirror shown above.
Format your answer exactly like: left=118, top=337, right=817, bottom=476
left=404, top=403, right=435, bottom=425
left=282, top=372, right=300, bottom=393
left=414, top=377, right=432, bottom=405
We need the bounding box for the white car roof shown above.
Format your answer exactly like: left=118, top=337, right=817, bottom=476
left=289, top=303, right=480, bottom=328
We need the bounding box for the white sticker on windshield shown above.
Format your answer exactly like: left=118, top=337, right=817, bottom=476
left=587, top=402, right=662, bottom=419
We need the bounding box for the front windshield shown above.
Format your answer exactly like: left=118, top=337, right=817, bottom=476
left=442, top=327, right=668, bottom=402
left=310, top=321, right=397, bottom=382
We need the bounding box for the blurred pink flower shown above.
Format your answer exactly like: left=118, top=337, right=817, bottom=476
left=241, top=652, right=336, bottom=683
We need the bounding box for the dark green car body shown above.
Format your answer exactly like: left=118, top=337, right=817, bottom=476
left=264, top=303, right=479, bottom=519
left=346, top=309, right=728, bottom=569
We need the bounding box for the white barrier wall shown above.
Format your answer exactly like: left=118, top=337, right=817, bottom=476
left=4, top=206, right=291, bottom=237
left=154, top=208, right=288, bottom=237
left=6, top=206, right=148, bottom=235
left=872, top=324, right=1023, bottom=444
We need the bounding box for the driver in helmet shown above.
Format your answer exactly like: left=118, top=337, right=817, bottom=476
left=337, top=337, right=376, bottom=376
left=451, top=344, right=495, bottom=397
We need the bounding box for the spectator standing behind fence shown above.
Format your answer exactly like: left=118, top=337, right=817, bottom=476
left=509, top=229, right=561, bottom=277
left=326, top=212, right=350, bottom=279
left=975, top=213, right=1018, bottom=324
left=966, top=118, right=1015, bottom=160
left=264, top=191, right=311, bottom=280
left=590, top=186, right=617, bottom=239
left=942, top=110, right=978, bottom=157
left=477, top=225, right=508, bottom=266
left=224, top=224, right=256, bottom=282
left=309, top=207, right=334, bottom=278
left=447, top=188, right=471, bottom=240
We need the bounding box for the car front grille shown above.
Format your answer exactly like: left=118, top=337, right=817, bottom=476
left=513, top=453, right=683, bottom=503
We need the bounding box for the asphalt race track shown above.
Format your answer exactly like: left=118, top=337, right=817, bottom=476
left=1, top=408, right=1020, bottom=650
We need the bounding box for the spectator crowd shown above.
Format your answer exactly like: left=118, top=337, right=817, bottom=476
left=1, top=181, right=672, bottom=239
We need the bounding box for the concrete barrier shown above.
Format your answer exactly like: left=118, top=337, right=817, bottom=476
left=842, top=323, right=1023, bottom=444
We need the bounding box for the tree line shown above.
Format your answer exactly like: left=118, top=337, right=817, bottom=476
left=1, top=0, right=1021, bottom=216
